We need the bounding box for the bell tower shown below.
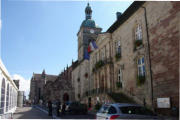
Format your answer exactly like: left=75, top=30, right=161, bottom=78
left=77, top=3, right=102, bottom=62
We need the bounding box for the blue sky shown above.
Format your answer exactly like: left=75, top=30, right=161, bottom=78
left=1, top=0, right=133, bottom=97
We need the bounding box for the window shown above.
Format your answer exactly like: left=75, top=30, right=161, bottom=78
left=115, top=40, right=121, bottom=60
left=118, top=68, right=122, bottom=83
left=0, top=78, right=5, bottom=114
left=108, top=106, right=117, bottom=114
left=138, top=57, right=145, bottom=76
left=77, top=78, right=80, bottom=82
left=116, top=40, right=121, bottom=54
left=98, top=105, right=109, bottom=113
left=117, top=68, right=123, bottom=88
left=120, top=106, right=154, bottom=115
left=6, top=83, right=9, bottom=112
left=135, top=24, right=142, bottom=40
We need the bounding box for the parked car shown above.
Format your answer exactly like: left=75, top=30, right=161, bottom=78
left=96, top=103, right=160, bottom=119
left=66, top=102, right=88, bottom=115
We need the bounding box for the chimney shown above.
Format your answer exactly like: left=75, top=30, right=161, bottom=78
left=116, top=12, right=122, bottom=20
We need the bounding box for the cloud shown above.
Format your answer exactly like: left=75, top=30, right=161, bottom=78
left=12, top=74, right=30, bottom=99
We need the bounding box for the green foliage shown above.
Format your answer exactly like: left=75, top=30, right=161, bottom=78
left=137, top=75, right=146, bottom=86
left=95, top=60, right=105, bottom=69
left=135, top=40, right=142, bottom=47
left=92, top=60, right=105, bottom=72
left=115, top=53, right=121, bottom=61
left=116, top=82, right=122, bottom=88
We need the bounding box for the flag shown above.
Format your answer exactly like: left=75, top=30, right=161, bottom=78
left=88, top=41, right=98, bottom=53
left=84, top=49, right=90, bottom=60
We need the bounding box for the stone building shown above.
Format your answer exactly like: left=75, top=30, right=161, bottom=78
left=43, top=64, right=75, bottom=103
left=89, top=33, right=113, bottom=105
left=106, top=1, right=179, bottom=116
left=73, top=1, right=179, bottom=116
left=72, top=3, right=102, bottom=103
left=29, top=70, right=58, bottom=104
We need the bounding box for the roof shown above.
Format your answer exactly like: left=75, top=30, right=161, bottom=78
left=0, top=59, right=18, bottom=90
left=107, top=1, right=145, bottom=33
left=81, top=19, right=100, bottom=28
left=33, top=73, right=58, bottom=82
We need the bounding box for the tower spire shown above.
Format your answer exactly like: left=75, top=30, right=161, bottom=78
left=85, top=2, right=92, bottom=20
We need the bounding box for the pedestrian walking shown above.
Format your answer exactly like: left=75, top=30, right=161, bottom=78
left=56, top=100, right=61, bottom=116
left=61, top=102, right=66, bottom=115
left=48, top=100, right=52, bottom=116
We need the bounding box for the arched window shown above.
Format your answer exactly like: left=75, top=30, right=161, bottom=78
left=0, top=78, right=5, bottom=114
left=6, top=83, right=9, bottom=112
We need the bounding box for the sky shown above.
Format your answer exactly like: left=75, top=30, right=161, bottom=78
left=1, top=0, right=133, bottom=98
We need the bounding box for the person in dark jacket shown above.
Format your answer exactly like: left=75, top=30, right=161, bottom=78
left=48, top=100, right=52, bottom=116
left=56, top=100, right=61, bottom=116
left=61, top=102, right=66, bottom=115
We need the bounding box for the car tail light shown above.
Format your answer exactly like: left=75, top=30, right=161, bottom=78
left=110, top=115, right=119, bottom=120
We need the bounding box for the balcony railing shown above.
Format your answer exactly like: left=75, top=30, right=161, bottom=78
left=92, top=58, right=113, bottom=73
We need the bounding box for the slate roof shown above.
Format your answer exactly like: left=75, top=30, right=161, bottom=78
left=33, top=73, right=58, bottom=82
left=107, top=1, right=145, bottom=33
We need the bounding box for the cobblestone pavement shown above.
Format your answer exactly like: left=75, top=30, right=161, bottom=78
left=13, top=107, right=53, bottom=119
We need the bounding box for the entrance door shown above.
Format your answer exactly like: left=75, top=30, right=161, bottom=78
left=63, top=93, right=69, bottom=102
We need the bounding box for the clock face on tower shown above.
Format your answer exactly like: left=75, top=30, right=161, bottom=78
left=90, top=29, right=94, bottom=34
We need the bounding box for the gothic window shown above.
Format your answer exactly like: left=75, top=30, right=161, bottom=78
left=0, top=78, right=5, bottom=114
left=135, top=24, right=142, bottom=41
left=6, top=83, right=9, bottom=112
left=137, top=57, right=145, bottom=76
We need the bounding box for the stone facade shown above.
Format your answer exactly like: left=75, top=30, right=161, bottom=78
left=73, top=1, right=179, bottom=116
left=145, top=1, right=179, bottom=115
left=30, top=65, right=75, bottom=104
left=43, top=65, right=75, bottom=103
left=29, top=70, right=58, bottom=104
left=72, top=3, right=102, bottom=104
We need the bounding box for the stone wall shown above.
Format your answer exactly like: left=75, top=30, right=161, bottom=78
left=145, top=1, right=179, bottom=115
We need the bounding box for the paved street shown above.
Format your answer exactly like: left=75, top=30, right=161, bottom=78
left=13, top=107, right=53, bottom=119
left=13, top=106, right=95, bottom=119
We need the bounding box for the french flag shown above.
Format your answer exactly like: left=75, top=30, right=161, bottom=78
left=88, top=41, right=98, bottom=53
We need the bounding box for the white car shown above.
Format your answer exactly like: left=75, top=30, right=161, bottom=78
left=96, top=103, right=160, bottom=119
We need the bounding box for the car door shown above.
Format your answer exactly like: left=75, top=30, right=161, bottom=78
left=106, top=106, right=119, bottom=119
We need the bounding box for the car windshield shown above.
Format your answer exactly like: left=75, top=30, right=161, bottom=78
left=119, top=106, right=154, bottom=116
left=98, top=105, right=109, bottom=113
